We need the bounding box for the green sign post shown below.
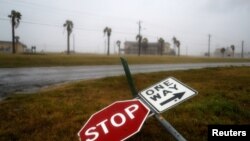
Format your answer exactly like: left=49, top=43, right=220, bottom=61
left=120, top=57, right=187, bottom=141
left=120, top=57, right=138, bottom=98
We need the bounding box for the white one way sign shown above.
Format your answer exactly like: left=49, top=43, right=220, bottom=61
left=139, top=77, right=198, bottom=113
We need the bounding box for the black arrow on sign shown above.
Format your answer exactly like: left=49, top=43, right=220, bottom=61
left=160, top=92, right=185, bottom=106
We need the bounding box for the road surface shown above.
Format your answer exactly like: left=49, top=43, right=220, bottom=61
left=0, top=62, right=249, bottom=99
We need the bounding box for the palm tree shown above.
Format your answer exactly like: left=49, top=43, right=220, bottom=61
left=172, top=36, right=177, bottom=56
left=116, top=40, right=121, bottom=55
left=220, top=47, right=226, bottom=58
left=172, top=37, right=181, bottom=56
left=230, top=45, right=235, bottom=57
left=63, top=20, right=73, bottom=55
left=104, top=27, right=112, bottom=56
left=176, top=40, right=181, bottom=56
left=158, top=38, right=165, bottom=56
left=15, top=36, right=20, bottom=52
left=136, top=34, right=142, bottom=56
left=142, top=37, right=148, bottom=55
left=8, top=10, right=22, bottom=54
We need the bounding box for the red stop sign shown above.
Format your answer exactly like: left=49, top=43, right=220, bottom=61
left=78, top=99, right=150, bottom=141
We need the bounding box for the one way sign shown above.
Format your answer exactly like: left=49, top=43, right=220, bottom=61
left=139, top=77, right=198, bottom=113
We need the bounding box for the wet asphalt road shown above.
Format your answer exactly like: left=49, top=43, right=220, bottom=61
left=0, top=62, right=250, bottom=99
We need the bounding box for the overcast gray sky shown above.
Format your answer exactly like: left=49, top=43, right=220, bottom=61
left=0, top=0, right=249, bottom=56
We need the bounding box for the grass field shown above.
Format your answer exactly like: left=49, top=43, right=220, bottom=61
left=0, top=66, right=249, bottom=141
left=0, top=53, right=249, bottom=68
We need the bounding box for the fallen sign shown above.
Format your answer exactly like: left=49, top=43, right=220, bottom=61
left=139, top=77, right=198, bottom=113
left=78, top=99, right=150, bottom=141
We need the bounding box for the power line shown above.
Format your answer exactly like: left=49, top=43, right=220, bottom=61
left=0, top=17, right=62, bottom=28
left=1, top=1, right=222, bottom=46
left=0, top=17, right=140, bottom=37
left=1, top=16, right=212, bottom=47
left=22, top=20, right=61, bottom=28
left=0, top=17, right=9, bottom=21
left=0, top=16, right=218, bottom=47
left=1, top=0, right=137, bottom=25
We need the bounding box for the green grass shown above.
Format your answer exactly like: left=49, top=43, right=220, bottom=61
left=0, top=67, right=250, bottom=141
left=0, top=53, right=249, bottom=68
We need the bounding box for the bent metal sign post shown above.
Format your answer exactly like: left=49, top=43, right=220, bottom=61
left=78, top=77, right=197, bottom=141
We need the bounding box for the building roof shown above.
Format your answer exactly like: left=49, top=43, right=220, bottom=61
left=0, top=40, right=12, bottom=44
left=0, top=40, right=27, bottom=48
left=124, top=41, right=170, bottom=47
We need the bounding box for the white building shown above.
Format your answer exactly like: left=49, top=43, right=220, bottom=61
left=124, top=41, right=175, bottom=55
left=0, top=40, right=27, bottom=53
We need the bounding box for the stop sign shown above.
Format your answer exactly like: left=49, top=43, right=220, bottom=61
left=78, top=99, right=150, bottom=141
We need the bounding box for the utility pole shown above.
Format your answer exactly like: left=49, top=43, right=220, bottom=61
left=138, top=21, right=141, bottom=36
left=138, top=20, right=142, bottom=56
left=241, top=40, right=244, bottom=58
left=208, top=34, right=211, bottom=57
